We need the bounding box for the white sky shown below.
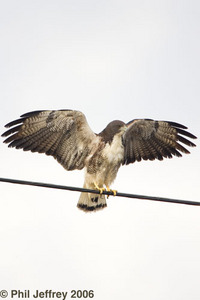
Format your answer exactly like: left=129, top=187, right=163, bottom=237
left=0, top=1, right=200, bottom=300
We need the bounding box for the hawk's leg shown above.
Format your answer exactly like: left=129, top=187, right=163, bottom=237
left=106, top=186, right=117, bottom=198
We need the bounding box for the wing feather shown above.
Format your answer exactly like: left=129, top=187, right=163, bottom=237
left=2, top=110, right=98, bottom=170
left=122, top=119, right=196, bottom=165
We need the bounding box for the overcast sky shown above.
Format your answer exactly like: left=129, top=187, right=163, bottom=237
left=0, top=1, right=200, bottom=300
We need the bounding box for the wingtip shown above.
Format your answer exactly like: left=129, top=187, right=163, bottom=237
left=20, top=110, right=46, bottom=118
left=168, top=121, right=188, bottom=129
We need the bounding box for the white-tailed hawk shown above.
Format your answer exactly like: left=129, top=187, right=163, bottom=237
left=2, top=110, right=197, bottom=212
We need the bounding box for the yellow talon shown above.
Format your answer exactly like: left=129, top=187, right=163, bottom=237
left=94, top=183, right=117, bottom=197
left=99, top=188, right=106, bottom=194
left=112, top=189, right=117, bottom=196
left=106, top=186, right=117, bottom=198
left=106, top=186, right=111, bottom=199
left=94, top=182, right=105, bottom=194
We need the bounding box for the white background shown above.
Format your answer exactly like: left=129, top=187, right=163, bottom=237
left=0, top=1, right=200, bottom=299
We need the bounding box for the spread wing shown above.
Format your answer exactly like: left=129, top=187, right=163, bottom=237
left=2, top=110, right=98, bottom=170
left=122, top=119, right=197, bottom=165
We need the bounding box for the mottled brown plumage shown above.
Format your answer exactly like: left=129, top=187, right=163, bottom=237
left=2, top=110, right=197, bottom=212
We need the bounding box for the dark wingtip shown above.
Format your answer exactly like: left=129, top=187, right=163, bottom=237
left=4, top=118, right=24, bottom=128
left=2, top=110, right=47, bottom=138
left=1, top=125, right=21, bottom=138
left=168, top=121, right=197, bottom=139
left=1, top=132, right=6, bottom=138
left=167, top=121, right=188, bottom=129
left=20, top=110, right=46, bottom=118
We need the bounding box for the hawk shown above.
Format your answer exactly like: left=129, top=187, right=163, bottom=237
left=2, top=110, right=197, bottom=212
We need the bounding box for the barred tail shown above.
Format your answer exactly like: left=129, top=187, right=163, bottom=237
left=77, top=191, right=107, bottom=212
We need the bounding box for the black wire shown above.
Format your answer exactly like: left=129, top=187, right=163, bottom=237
left=0, top=177, right=199, bottom=206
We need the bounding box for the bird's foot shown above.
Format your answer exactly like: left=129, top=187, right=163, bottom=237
left=106, top=186, right=117, bottom=198
left=94, top=182, right=106, bottom=195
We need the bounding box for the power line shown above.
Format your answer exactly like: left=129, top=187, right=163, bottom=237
left=0, top=177, right=199, bottom=206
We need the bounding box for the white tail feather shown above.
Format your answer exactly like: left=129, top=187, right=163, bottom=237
left=77, top=191, right=107, bottom=212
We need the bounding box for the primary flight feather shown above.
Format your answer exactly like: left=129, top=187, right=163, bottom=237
left=2, top=110, right=197, bottom=212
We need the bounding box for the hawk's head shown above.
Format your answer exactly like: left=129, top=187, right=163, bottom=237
left=98, top=120, right=126, bottom=144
